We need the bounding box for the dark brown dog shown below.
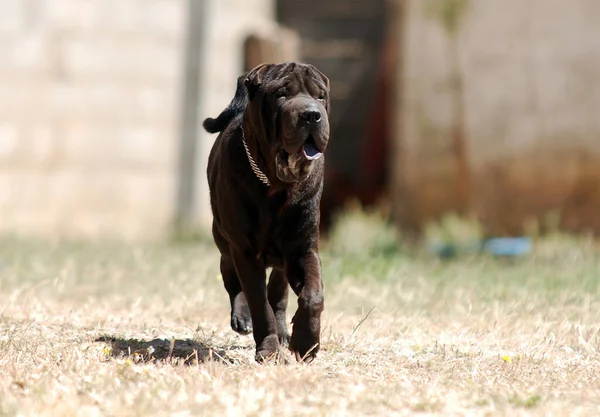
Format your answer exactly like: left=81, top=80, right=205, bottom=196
left=203, top=62, right=331, bottom=363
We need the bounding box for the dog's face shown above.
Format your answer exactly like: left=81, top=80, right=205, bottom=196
left=244, top=62, right=331, bottom=183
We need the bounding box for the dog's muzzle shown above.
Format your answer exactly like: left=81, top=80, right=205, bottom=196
left=275, top=98, right=329, bottom=182
left=298, top=105, right=324, bottom=161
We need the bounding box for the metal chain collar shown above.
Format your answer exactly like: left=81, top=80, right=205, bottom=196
left=241, top=126, right=271, bottom=186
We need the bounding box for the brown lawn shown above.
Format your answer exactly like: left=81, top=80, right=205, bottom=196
left=1, top=212, right=599, bottom=416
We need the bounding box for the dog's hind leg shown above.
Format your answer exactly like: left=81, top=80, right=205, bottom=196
left=231, top=250, right=280, bottom=362
left=268, top=268, right=291, bottom=346
left=220, top=256, right=252, bottom=335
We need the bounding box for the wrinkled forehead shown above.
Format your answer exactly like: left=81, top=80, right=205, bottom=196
left=263, top=63, right=328, bottom=92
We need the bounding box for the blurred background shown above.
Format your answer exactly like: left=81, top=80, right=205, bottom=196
left=1, top=0, right=599, bottom=244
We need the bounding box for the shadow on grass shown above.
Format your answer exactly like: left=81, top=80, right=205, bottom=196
left=95, top=336, right=233, bottom=365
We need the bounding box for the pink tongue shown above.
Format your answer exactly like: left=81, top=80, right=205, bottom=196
left=302, top=142, right=323, bottom=160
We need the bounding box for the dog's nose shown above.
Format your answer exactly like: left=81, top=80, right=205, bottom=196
left=300, top=108, right=322, bottom=123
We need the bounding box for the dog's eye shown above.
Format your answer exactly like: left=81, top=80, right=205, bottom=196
left=318, top=92, right=326, bottom=101
left=275, top=88, right=289, bottom=98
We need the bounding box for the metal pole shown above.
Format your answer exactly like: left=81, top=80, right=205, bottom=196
left=175, top=0, right=206, bottom=235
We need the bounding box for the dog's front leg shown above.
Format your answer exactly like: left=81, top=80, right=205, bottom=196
left=220, top=256, right=252, bottom=335
left=287, top=250, right=324, bottom=363
left=231, top=249, right=281, bottom=362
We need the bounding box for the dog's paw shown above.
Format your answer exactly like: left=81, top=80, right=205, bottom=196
left=230, top=293, right=252, bottom=335
left=275, top=316, right=290, bottom=346
left=230, top=311, right=252, bottom=335
left=255, top=335, right=286, bottom=364
left=289, top=332, right=319, bottom=364
left=289, top=314, right=320, bottom=363
left=278, top=330, right=291, bottom=347
left=231, top=315, right=252, bottom=335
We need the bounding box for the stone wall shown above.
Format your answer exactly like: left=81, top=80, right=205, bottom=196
left=0, top=0, right=279, bottom=240
left=0, top=0, right=185, bottom=239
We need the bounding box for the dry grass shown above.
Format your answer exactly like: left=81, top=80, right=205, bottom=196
left=1, top=213, right=600, bottom=416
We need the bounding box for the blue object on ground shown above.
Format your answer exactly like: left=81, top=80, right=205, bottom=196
left=430, top=237, right=533, bottom=258
left=482, top=237, right=532, bottom=257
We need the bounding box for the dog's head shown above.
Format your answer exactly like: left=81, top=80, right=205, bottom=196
left=243, top=62, right=331, bottom=183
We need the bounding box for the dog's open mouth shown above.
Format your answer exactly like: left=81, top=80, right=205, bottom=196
left=301, top=136, right=323, bottom=161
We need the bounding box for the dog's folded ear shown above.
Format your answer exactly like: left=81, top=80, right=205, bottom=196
left=307, top=64, right=331, bottom=114
left=245, top=63, right=270, bottom=100
left=309, top=64, right=330, bottom=91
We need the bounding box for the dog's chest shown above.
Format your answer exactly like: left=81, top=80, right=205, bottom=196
left=256, top=222, right=285, bottom=268
left=255, top=190, right=293, bottom=267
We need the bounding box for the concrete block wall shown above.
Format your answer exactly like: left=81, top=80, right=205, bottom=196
left=0, top=0, right=185, bottom=239
left=0, top=0, right=279, bottom=240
